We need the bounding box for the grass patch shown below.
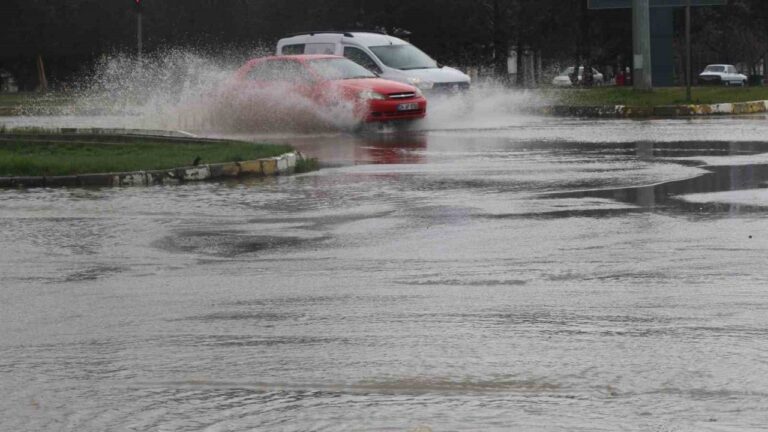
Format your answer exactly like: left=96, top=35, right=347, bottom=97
left=295, top=156, right=319, bottom=174
left=544, top=86, right=768, bottom=107
left=0, top=137, right=292, bottom=177
left=0, top=92, right=74, bottom=109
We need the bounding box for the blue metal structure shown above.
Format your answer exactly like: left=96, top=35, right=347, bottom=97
left=589, top=0, right=727, bottom=86
left=589, top=0, right=726, bottom=9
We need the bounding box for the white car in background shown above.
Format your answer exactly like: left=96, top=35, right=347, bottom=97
left=552, top=66, right=604, bottom=87
left=698, top=64, right=747, bottom=86
left=277, top=31, right=471, bottom=93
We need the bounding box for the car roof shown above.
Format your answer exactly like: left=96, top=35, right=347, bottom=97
left=279, top=31, right=409, bottom=48
left=248, top=54, right=341, bottom=63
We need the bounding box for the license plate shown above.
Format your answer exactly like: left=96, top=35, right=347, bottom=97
left=397, top=103, right=419, bottom=111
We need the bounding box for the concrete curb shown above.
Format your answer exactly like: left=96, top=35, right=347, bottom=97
left=0, top=152, right=303, bottom=188
left=540, top=99, right=768, bottom=118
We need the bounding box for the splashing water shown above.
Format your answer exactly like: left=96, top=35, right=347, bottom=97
left=64, top=49, right=374, bottom=133
left=55, top=49, right=550, bottom=135
left=423, top=81, right=553, bottom=132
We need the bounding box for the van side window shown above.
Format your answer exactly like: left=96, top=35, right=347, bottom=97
left=305, top=43, right=336, bottom=55
left=282, top=44, right=305, bottom=55
left=343, top=47, right=382, bottom=74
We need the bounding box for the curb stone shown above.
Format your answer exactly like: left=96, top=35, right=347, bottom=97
left=541, top=99, right=768, bottom=118
left=0, top=151, right=304, bottom=189
left=2, top=127, right=196, bottom=139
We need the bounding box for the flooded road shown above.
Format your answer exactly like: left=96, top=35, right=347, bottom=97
left=3, top=115, right=768, bottom=431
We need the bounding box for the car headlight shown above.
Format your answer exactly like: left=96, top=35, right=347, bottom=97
left=359, top=90, right=386, bottom=101
left=407, top=77, right=434, bottom=90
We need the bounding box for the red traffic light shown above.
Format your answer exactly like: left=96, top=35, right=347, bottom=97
left=133, top=0, right=143, bottom=12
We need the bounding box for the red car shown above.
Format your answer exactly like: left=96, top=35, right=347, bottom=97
left=231, top=55, right=427, bottom=124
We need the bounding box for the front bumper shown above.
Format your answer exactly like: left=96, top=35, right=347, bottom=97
left=365, top=98, right=427, bottom=122
left=698, top=74, right=723, bottom=85
left=425, top=81, right=471, bottom=95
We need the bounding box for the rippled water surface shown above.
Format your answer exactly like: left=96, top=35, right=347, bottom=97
left=3, top=116, right=768, bottom=431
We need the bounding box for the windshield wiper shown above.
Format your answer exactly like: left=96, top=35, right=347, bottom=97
left=400, top=66, right=433, bottom=70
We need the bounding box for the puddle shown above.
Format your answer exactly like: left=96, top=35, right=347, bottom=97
left=542, top=142, right=768, bottom=215
left=152, top=230, right=327, bottom=257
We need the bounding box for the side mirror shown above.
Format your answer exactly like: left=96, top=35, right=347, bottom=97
left=437, top=62, right=445, bottom=69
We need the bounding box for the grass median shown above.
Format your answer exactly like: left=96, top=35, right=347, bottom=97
left=545, top=86, right=768, bottom=107
left=0, top=135, right=292, bottom=177
left=0, top=92, right=74, bottom=114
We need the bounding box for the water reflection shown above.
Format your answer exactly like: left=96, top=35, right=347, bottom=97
left=353, top=133, right=427, bottom=165
left=245, top=131, right=429, bottom=166
left=552, top=141, right=768, bottom=214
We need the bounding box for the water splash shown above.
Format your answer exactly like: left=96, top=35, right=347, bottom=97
left=423, top=81, right=552, bottom=131
left=51, top=49, right=550, bottom=134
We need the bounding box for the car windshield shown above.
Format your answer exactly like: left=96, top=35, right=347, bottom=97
left=705, top=65, right=726, bottom=73
left=307, top=58, right=377, bottom=80
left=369, top=45, right=437, bottom=70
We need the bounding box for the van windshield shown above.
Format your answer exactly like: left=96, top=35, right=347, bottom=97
left=369, top=45, right=437, bottom=70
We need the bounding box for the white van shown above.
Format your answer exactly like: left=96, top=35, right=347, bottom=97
left=276, top=31, right=471, bottom=93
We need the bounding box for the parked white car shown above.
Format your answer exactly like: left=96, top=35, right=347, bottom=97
left=0, top=69, right=19, bottom=93
left=698, top=64, right=747, bottom=86
left=552, top=66, right=604, bottom=87
left=277, top=31, right=471, bottom=93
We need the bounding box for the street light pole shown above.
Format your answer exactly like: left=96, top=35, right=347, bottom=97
left=137, top=11, right=143, bottom=62
left=685, top=0, right=692, bottom=102
left=134, top=0, right=143, bottom=63
left=632, top=0, right=653, bottom=90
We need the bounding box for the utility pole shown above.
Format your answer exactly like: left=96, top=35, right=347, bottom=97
left=685, top=0, right=692, bottom=101
left=632, top=0, right=653, bottom=90
left=134, top=0, right=143, bottom=63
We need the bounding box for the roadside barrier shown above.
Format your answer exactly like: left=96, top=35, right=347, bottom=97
left=541, top=99, right=768, bottom=118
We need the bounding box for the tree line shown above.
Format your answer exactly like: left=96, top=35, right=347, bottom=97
left=1, top=0, right=767, bottom=90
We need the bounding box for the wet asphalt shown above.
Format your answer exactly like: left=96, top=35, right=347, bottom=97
left=2, top=114, right=768, bottom=431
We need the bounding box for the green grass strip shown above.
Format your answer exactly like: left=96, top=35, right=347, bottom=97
left=0, top=139, right=292, bottom=177
left=544, top=86, right=768, bottom=107
left=0, top=92, right=74, bottom=108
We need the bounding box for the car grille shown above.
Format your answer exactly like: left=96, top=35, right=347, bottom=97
left=388, top=92, right=417, bottom=99
left=431, top=82, right=471, bottom=93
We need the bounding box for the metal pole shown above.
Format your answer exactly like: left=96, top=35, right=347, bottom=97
left=685, top=0, right=692, bottom=101
left=137, top=11, right=143, bottom=63
left=632, top=0, right=653, bottom=90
